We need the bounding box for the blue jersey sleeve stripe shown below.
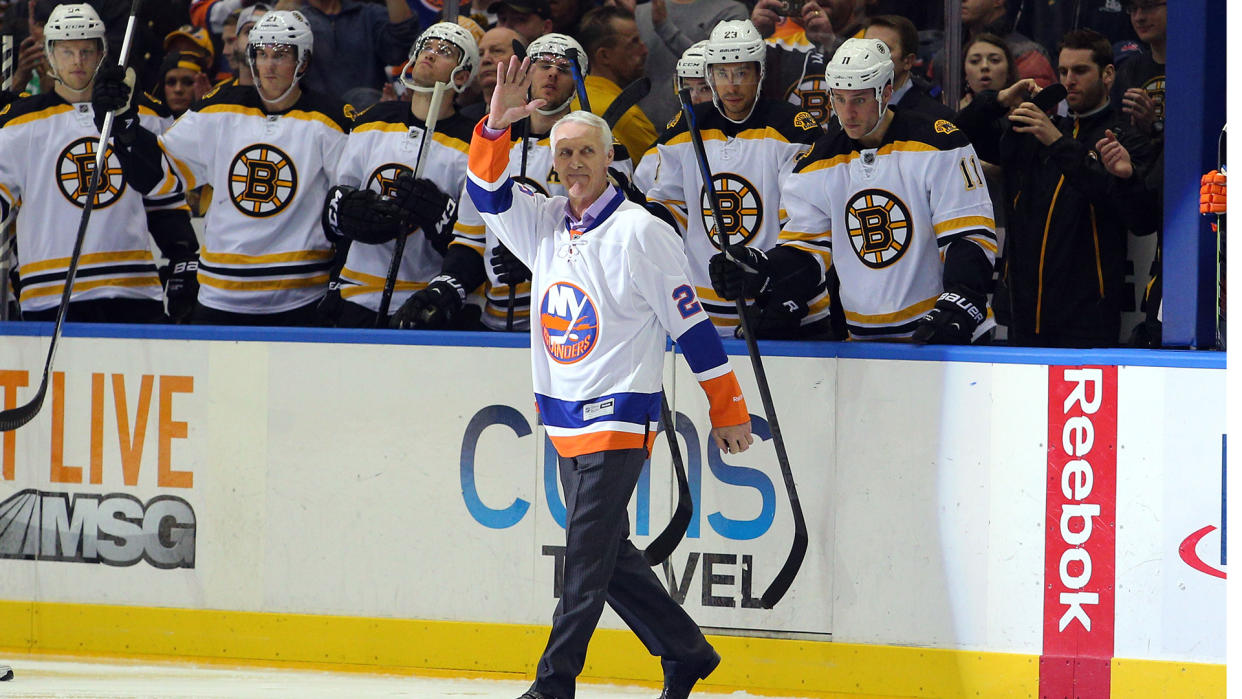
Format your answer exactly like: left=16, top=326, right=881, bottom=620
left=467, top=177, right=513, bottom=215
left=535, top=391, right=662, bottom=429
left=675, top=319, right=729, bottom=374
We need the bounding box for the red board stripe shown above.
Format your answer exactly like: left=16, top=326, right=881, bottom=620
left=1041, top=366, right=1117, bottom=699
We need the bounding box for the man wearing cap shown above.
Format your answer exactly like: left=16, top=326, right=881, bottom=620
left=494, top=0, right=554, bottom=44
left=220, top=4, right=269, bottom=87
left=283, top=0, right=419, bottom=101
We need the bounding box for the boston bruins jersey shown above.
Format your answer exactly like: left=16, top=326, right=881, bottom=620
left=159, top=84, right=351, bottom=314
left=0, top=93, right=188, bottom=312
left=334, top=102, right=472, bottom=312
left=646, top=99, right=821, bottom=336
left=781, top=107, right=997, bottom=339
left=451, top=129, right=633, bottom=332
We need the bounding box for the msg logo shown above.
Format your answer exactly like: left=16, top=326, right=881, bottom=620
left=0, top=490, right=195, bottom=569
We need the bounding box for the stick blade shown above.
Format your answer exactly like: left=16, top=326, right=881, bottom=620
left=0, top=376, right=48, bottom=432
left=759, top=528, right=808, bottom=608
left=643, top=494, right=692, bottom=565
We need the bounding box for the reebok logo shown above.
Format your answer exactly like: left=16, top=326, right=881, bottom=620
left=0, top=489, right=196, bottom=569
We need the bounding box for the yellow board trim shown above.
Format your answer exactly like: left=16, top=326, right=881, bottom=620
left=0, top=601, right=1223, bottom=698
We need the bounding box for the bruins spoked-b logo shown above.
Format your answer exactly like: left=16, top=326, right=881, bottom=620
left=845, top=188, right=913, bottom=269
left=366, top=163, right=413, bottom=197
left=57, top=137, right=126, bottom=208
left=700, top=173, right=762, bottom=249
left=785, top=76, right=829, bottom=124
left=229, top=144, right=298, bottom=217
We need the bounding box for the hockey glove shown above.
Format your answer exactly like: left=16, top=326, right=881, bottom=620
left=91, top=64, right=140, bottom=142
left=389, top=174, right=456, bottom=255
left=390, top=274, right=466, bottom=329
left=323, top=186, right=407, bottom=245
left=490, top=244, right=530, bottom=286
left=164, top=257, right=199, bottom=323
left=912, top=286, right=989, bottom=344
left=708, top=245, right=770, bottom=300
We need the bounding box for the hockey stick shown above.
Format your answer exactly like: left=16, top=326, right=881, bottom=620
left=564, top=47, right=591, bottom=113
left=643, top=395, right=693, bottom=565
left=504, top=38, right=529, bottom=332
left=676, top=88, right=806, bottom=607
left=443, top=0, right=460, bottom=23
left=601, top=76, right=651, bottom=129
left=1, top=35, right=13, bottom=91
left=375, top=80, right=449, bottom=325
left=0, top=0, right=146, bottom=432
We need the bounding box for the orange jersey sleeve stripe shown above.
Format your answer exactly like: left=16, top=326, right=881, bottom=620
left=700, top=372, right=748, bottom=428
left=468, top=118, right=512, bottom=184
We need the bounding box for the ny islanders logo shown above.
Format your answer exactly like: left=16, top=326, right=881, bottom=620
left=541, top=282, right=599, bottom=363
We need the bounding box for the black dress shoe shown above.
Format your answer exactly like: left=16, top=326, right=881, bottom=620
left=659, top=650, right=721, bottom=699
left=517, top=691, right=558, bottom=699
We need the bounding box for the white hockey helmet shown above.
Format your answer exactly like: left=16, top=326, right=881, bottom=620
left=526, top=32, right=586, bottom=114
left=675, top=40, right=708, bottom=86
left=44, top=3, right=107, bottom=64
left=704, top=20, right=766, bottom=123
left=405, top=21, right=480, bottom=94
left=825, top=37, right=895, bottom=124
left=247, top=11, right=313, bottom=103
left=247, top=10, right=313, bottom=68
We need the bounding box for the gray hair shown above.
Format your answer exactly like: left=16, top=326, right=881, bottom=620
left=550, top=110, right=613, bottom=155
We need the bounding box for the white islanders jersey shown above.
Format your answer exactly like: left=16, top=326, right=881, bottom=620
left=451, top=129, right=633, bottom=332
left=465, top=120, right=748, bottom=458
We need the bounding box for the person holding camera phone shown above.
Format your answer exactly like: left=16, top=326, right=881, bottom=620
left=957, top=29, right=1156, bottom=347
left=748, top=0, right=866, bottom=124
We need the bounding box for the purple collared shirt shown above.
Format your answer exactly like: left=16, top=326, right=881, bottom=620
left=566, top=185, right=621, bottom=232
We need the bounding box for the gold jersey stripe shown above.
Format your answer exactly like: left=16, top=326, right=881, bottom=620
left=844, top=295, right=937, bottom=325
left=198, top=273, right=330, bottom=292
left=19, top=250, right=156, bottom=276
left=933, top=215, right=996, bottom=235
left=202, top=249, right=334, bottom=265
left=19, top=275, right=160, bottom=300
left=797, top=140, right=942, bottom=174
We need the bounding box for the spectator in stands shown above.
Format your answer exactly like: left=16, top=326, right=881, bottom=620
left=218, top=9, right=240, bottom=79
left=577, top=5, right=656, bottom=166
left=548, top=0, right=590, bottom=34
left=864, top=14, right=954, bottom=121
left=1112, top=0, right=1166, bottom=346
left=493, top=0, right=553, bottom=44
left=1112, top=0, right=1165, bottom=139
left=164, top=24, right=222, bottom=81
left=459, top=26, right=524, bottom=121
left=959, top=32, right=1019, bottom=109
left=979, top=29, right=1152, bottom=347
left=282, top=0, right=420, bottom=104
left=8, top=3, right=53, bottom=96
left=932, top=0, right=1055, bottom=89
left=627, top=0, right=748, bottom=129
left=749, top=0, right=866, bottom=124
left=1012, top=0, right=1138, bottom=63
left=225, top=4, right=270, bottom=87
left=156, top=50, right=214, bottom=117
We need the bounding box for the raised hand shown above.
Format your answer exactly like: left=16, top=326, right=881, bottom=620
left=486, top=55, right=547, bottom=132
left=1095, top=129, right=1133, bottom=179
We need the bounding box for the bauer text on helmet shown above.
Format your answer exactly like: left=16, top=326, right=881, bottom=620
left=705, top=20, right=766, bottom=123
left=404, top=22, right=479, bottom=94
left=826, top=38, right=895, bottom=139
left=527, top=33, right=586, bottom=115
